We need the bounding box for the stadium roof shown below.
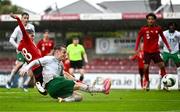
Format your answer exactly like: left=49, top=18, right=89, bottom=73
left=47, top=0, right=180, bottom=14
left=98, top=0, right=152, bottom=13
left=50, top=0, right=104, bottom=14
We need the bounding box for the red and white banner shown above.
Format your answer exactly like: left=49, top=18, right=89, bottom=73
left=122, top=13, right=163, bottom=19
left=42, top=14, right=80, bottom=21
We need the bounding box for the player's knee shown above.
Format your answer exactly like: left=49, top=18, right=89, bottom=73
left=158, top=62, right=165, bottom=68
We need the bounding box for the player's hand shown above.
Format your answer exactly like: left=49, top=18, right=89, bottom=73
left=129, top=56, right=132, bottom=60
left=135, top=50, right=138, bottom=54
left=19, top=67, right=28, bottom=76
left=168, top=48, right=171, bottom=53
left=10, top=13, right=17, bottom=19
left=84, top=59, right=88, bottom=64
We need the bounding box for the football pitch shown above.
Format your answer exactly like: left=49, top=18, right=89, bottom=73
left=0, top=88, right=180, bottom=112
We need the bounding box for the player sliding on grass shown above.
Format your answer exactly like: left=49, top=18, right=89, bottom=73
left=20, top=46, right=111, bottom=102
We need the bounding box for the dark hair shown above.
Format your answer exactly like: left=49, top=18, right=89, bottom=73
left=146, top=13, right=157, bottom=19
left=168, top=22, right=177, bottom=28
left=73, top=37, right=79, bottom=40
left=21, top=12, right=29, bottom=17
left=44, top=29, right=49, bottom=33
left=26, top=29, right=34, bottom=33
left=54, top=45, right=66, bottom=51
left=53, top=45, right=66, bottom=55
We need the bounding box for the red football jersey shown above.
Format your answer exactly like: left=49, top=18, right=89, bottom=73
left=37, top=39, right=54, bottom=56
left=131, top=50, right=144, bottom=68
left=16, top=16, right=42, bottom=63
left=135, top=25, right=170, bottom=53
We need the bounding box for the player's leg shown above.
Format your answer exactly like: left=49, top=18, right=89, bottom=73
left=79, top=68, right=85, bottom=81
left=22, top=70, right=33, bottom=92
left=77, top=60, right=84, bottom=81
left=154, top=52, right=168, bottom=90
left=143, top=64, right=150, bottom=90
left=139, top=68, right=144, bottom=88
left=6, top=60, right=23, bottom=89
left=74, top=78, right=111, bottom=94
left=59, top=91, right=83, bottom=102
left=158, top=52, right=169, bottom=90
left=69, top=68, right=75, bottom=78
left=18, top=63, right=27, bottom=91
left=32, top=66, right=47, bottom=95
left=143, top=52, right=151, bottom=91
left=69, top=60, right=75, bottom=76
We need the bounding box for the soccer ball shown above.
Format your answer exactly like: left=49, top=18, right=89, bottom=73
left=162, top=75, right=176, bottom=87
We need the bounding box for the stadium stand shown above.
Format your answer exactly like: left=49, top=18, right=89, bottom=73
left=0, top=57, right=176, bottom=74
left=84, top=57, right=176, bottom=74
left=0, top=58, right=15, bottom=73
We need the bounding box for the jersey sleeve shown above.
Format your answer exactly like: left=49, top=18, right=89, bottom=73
left=159, top=27, right=170, bottom=50
left=135, top=27, right=143, bottom=51
left=9, top=27, right=19, bottom=48
left=15, top=16, right=29, bottom=41
left=10, top=27, right=19, bottom=39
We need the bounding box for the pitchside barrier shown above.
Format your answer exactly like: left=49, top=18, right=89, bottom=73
left=74, top=73, right=178, bottom=90
left=0, top=73, right=178, bottom=89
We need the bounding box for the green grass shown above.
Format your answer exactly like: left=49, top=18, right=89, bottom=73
left=0, top=88, right=180, bottom=112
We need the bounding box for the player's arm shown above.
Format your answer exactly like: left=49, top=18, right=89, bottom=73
left=9, top=27, right=19, bottom=48
left=159, top=28, right=171, bottom=52
left=10, top=13, right=29, bottom=40
left=135, top=28, right=143, bottom=52
left=19, top=59, right=40, bottom=76
left=81, top=46, right=88, bottom=64
left=63, top=71, right=75, bottom=80
left=129, top=54, right=138, bottom=61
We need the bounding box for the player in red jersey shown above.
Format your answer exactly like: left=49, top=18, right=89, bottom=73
left=135, top=13, right=171, bottom=91
left=10, top=13, right=46, bottom=94
left=63, top=59, right=71, bottom=73
left=130, top=43, right=145, bottom=89
left=37, top=29, right=55, bottom=57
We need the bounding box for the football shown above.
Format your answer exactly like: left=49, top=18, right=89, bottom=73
left=162, top=75, right=176, bottom=87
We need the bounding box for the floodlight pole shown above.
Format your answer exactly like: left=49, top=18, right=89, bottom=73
left=153, top=0, right=174, bottom=14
